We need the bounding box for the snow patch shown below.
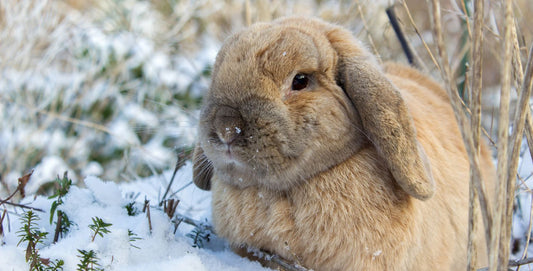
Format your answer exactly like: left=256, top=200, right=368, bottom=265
left=0, top=174, right=267, bottom=271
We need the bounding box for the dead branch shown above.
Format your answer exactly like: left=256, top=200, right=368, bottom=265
left=53, top=212, right=62, bottom=243
left=0, top=208, right=6, bottom=238
left=0, top=201, right=44, bottom=212
left=386, top=5, right=427, bottom=71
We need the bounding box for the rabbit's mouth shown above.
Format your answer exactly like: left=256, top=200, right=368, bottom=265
left=202, top=130, right=302, bottom=190
left=209, top=150, right=271, bottom=189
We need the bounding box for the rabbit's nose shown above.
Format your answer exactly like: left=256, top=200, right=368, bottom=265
left=214, top=106, right=245, bottom=145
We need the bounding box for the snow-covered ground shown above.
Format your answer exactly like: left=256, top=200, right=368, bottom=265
left=0, top=163, right=269, bottom=271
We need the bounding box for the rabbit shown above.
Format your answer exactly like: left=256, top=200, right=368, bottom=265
left=192, top=16, right=495, bottom=271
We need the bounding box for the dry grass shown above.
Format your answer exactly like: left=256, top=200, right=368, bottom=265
left=422, top=0, right=533, bottom=269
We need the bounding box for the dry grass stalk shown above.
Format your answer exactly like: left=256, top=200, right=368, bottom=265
left=160, top=150, right=191, bottom=205
left=467, top=0, right=485, bottom=269
left=400, top=0, right=439, bottom=71
left=355, top=0, right=382, bottom=64
left=497, top=8, right=533, bottom=267
left=143, top=199, right=152, bottom=233
left=495, top=0, right=515, bottom=268
left=512, top=36, right=533, bottom=175
left=164, top=199, right=180, bottom=219
left=428, top=0, right=492, bottom=256
left=516, top=42, right=533, bottom=261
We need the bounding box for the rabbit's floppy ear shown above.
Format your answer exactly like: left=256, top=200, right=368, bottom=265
left=327, top=27, right=435, bottom=200
left=192, top=144, right=213, bottom=190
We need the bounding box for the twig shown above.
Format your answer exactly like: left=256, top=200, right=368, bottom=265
left=386, top=5, right=427, bottom=71
left=160, top=150, right=190, bottom=206
left=163, top=199, right=180, bottom=219
left=478, top=257, right=533, bottom=270
left=268, top=253, right=309, bottom=271
left=53, top=211, right=62, bottom=243
left=510, top=256, right=533, bottom=267
left=400, top=0, right=440, bottom=71
left=173, top=214, right=212, bottom=232
left=0, top=189, right=19, bottom=207
left=0, top=201, right=44, bottom=212
left=0, top=170, right=33, bottom=207
left=0, top=208, right=6, bottom=238
left=355, top=0, right=382, bottom=64
left=172, top=213, right=307, bottom=271
left=143, top=199, right=152, bottom=233
left=168, top=181, right=193, bottom=199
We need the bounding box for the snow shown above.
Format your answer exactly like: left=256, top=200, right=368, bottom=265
left=0, top=163, right=269, bottom=271
left=28, top=156, right=76, bottom=195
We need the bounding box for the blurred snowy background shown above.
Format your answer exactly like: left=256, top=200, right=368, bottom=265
left=0, top=0, right=414, bottom=197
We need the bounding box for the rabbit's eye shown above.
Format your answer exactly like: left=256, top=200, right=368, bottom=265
left=292, top=74, right=309, bottom=91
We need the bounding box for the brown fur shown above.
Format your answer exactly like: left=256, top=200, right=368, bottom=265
left=193, top=17, right=494, bottom=270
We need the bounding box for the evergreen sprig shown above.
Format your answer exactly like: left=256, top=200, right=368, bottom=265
left=17, top=211, right=47, bottom=267
left=17, top=211, right=64, bottom=270
left=76, top=249, right=103, bottom=271
left=48, top=172, right=72, bottom=225
left=128, top=229, right=142, bottom=249
left=186, top=227, right=210, bottom=248
left=89, top=217, right=112, bottom=242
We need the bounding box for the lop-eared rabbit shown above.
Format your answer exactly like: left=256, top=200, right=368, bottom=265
left=192, top=17, right=495, bottom=270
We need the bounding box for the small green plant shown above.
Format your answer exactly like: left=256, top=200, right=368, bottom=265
left=76, top=249, right=103, bottom=271
left=89, top=217, right=112, bottom=242
left=17, top=210, right=47, bottom=269
left=48, top=172, right=72, bottom=224
left=124, top=202, right=139, bottom=216
left=17, top=210, right=64, bottom=270
left=41, top=259, right=65, bottom=271
left=186, top=227, right=210, bottom=249
left=128, top=229, right=142, bottom=249
left=49, top=172, right=73, bottom=242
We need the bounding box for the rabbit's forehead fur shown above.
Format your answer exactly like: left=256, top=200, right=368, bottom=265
left=198, top=19, right=365, bottom=191
left=217, top=24, right=337, bottom=89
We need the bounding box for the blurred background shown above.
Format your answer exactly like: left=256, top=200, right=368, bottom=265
left=2, top=0, right=530, bottom=194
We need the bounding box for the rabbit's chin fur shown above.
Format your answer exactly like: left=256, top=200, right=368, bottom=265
left=193, top=16, right=495, bottom=270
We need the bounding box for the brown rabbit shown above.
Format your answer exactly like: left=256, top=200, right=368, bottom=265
left=192, top=16, right=494, bottom=270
